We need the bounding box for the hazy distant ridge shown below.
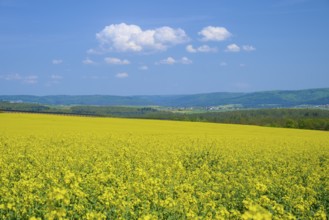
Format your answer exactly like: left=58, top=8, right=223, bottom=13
left=1, top=88, right=329, bottom=107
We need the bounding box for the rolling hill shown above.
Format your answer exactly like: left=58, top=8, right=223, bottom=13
left=1, top=88, right=329, bottom=107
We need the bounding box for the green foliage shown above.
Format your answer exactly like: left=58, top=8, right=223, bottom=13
left=1, top=102, right=329, bottom=131
left=69, top=106, right=157, bottom=117
left=0, top=102, right=163, bottom=118
left=139, top=108, right=329, bottom=131
left=0, top=102, right=50, bottom=112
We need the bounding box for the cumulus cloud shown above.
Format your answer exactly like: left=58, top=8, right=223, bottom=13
left=242, top=45, right=256, bottom=51
left=82, top=58, right=96, bottom=65
left=158, top=57, right=176, bottom=65
left=186, top=45, right=197, bottom=53
left=96, top=23, right=189, bottom=52
left=86, top=48, right=105, bottom=55
left=225, top=44, right=255, bottom=52
left=0, top=73, right=38, bottom=84
left=186, top=44, right=217, bottom=53
left=199, top=26, right=232, bottom=41
left=104, top=57, right=130, bottom=65
left=198, top=45, right=218, bottom=53
left=157, top=57, right=192, bottom=65
left=52, top=59, right=63, bottom=65
left=225, top=44, right=240, bottom=52
left=180, top=57, right=193, bottom=64
left=115, top=72, right=129, bottom=78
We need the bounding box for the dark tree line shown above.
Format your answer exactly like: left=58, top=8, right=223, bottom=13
left=1, top=102, right=329, bottom=131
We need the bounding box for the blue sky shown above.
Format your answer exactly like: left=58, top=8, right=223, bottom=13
left=0, top=0, right=328, bottom=95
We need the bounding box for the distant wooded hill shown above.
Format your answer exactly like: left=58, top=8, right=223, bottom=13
left=1, top=88, right=329, bottom=107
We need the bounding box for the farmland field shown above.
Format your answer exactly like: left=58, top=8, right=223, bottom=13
left=0, top=113, right=328, bottom=219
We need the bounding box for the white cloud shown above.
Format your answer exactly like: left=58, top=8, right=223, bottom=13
left=242, top=45, right=256, bottom=51
left=180, top=57, right=192, bottom=64
left=86, top=48, right=104, bottom=55
left=198, top=45, right=218, bottom=53
left=82, top=58, right=96, bottom=65
left=52, top=59, right=63, bottom=65
left=199, top=26, right=232, bottom=41
left=115, top=72, right=129, bottom=78
left=139, top=65, right=149, bottom=70
left=225, top=44, right=240, bottom=52
left=96, top=23, right=189, bottom=52
left=104, top=57, right=130, bottom=65
left=0, top=73, right=38, bottom=84
left=186, top=44, right=217, bottom=53
left=158, top=57, right=176, bottom=65
left=157, top=56, right=192, bottom=65
left=186, top=45, right=197, bottom=53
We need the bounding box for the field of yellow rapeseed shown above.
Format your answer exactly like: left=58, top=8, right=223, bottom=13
left=0, top=113, right=328, bottom=219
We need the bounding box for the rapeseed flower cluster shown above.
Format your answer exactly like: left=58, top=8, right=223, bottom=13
left=0, top=113, right=328, bottom=219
